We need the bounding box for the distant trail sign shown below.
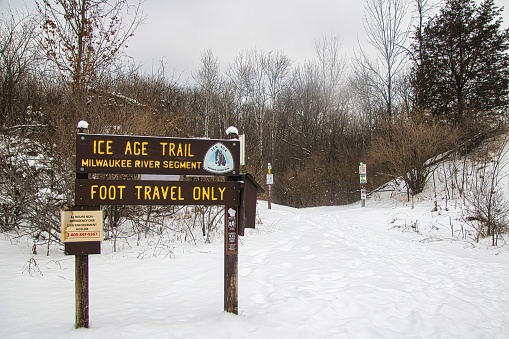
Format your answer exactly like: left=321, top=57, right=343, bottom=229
left=76, top=133, right=240, bottom=176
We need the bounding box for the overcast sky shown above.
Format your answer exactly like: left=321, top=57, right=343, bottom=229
left=127, top=0, right=367, bottom=80
left=1, top=0, right=509, bottom=83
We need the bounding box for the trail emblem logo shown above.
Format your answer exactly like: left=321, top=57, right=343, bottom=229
left=203, top=143, right=235, bottom=174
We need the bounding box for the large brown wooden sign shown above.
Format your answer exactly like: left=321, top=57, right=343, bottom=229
left=75, top=179, right=240, bottom=206
left=76, top=133, right=240, bottom=176
left=68, top=128, right=258, bottom=326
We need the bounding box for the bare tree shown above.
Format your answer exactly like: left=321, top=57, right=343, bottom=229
left=193, top=48, right=221, bottom=138
left=412, top=0, right=442, bottom=62
left=0, top=8, right=40, bottom=126
left=227, top=49, right=290, bottom=174
left=354, top=0, right=410, bottom=117
left=36, top=0, right=144, bottom=120
left=228, top=49, right=268, bottom=170
left=263, top=50, right=291, bottom=162
left=315, top=35, right=346, bottom=112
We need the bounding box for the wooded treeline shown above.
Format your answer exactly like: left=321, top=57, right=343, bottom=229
left=1, top=0, right=508, bottom=247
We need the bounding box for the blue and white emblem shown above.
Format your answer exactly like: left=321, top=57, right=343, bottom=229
left=203, top=143, right=235, bottom=174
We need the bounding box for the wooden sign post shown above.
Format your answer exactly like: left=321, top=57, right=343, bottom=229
left=61, top=206, right=102, bottom=328
left=224, top=206, right=239, bottom=314
left=266, top=163, right=273, bottom=209
left=62, top=122, right=102, bottom=328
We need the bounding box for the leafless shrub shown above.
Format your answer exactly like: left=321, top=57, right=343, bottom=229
left=22, top=257, right=43, bottom=276
left=367, top=114, right=460, bottom=199
left=463, top=136, right=509, bottom=245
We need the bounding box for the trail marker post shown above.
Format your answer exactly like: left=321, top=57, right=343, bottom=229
left=224, top=204, right=239, bottom=314
left=266, top=163, right=273, bottom=209
left=359, top=162, right=367, bottom=207
left=61, top=122, right=102, bottom=328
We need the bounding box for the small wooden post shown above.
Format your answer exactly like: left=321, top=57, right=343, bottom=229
left=75, top=121, right=89, bottom=328
left=268, top=185, right=272, bottom=209
left=224, top=127, right=239, bottom=314
left=359, top=162, right=367, bottom=207
left=267, top=163, right=273, bottom=209
left=75, top=254, right=89, bottom=328
left=224, top=205, right=239, bottom=314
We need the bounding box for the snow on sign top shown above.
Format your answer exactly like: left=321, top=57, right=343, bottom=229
left=225, top=126, right=239, bottom=136
left=77, top=120, right=89, bottom=129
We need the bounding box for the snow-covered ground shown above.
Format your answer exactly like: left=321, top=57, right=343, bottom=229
left=1, top=192, right=509, bottom=338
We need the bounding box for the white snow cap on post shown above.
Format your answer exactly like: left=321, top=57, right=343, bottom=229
left=226, top=126, right=239, bottom=137
left=77, top=120, right=89, bottom=129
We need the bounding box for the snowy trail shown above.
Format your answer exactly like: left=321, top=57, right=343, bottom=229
left=239, top=204, right=509, bottom=338
left=1, top=202, right=509, bottom=338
